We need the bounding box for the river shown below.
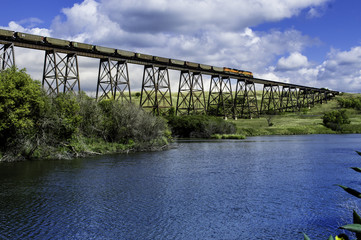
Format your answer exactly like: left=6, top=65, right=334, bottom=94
left=1, top=134, right=361, bottom=239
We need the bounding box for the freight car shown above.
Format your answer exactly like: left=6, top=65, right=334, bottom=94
left=116, top=49, right=135, bottom=58
left=0, top=29, right=14, bottom=39
left=44, top=37, right=70, bottom=47
left=94, top=45, right=115, bottom=54
left=15, top=32, right=44, bottom=42
left=71, top=41, right=94, bottom=51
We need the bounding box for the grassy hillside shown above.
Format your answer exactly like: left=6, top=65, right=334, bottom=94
left=131, top=91, right=361, bottom=137
left=230, top=93, right=361, bottom=136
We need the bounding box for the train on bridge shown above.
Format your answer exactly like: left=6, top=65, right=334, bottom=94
left=0, top=29, right=253, bottom=78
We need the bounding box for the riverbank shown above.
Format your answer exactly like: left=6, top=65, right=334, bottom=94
left=231, top=94, right=361, bottom=136
left=0, top=68, right=172, bottom=162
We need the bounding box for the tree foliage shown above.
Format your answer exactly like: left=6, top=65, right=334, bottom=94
left=337, top=96, right=361, bottom=110
left=322, top=110, right=351, bottom=131
left=0, top=67, right=46, bottom=150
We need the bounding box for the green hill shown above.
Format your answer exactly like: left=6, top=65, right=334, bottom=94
left=230, top=93, right=361, bottom=136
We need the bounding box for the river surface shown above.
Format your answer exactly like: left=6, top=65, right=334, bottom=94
left=1, top=134, right=361, bottom=239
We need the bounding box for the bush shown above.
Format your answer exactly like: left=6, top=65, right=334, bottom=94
left=322, top=110, right=351, bottom=131
left=337, top=96, right=361, bottom=110
left=166, top=115, right=236, bottom=138
left=97, top=100, right=169, bottom=145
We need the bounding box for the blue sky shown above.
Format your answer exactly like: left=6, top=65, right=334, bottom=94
left=254, top=0, right=361, bottom=62
left=1, top=0, right=360, bottom=93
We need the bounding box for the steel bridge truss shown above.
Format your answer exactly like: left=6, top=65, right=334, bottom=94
left=42, top=50, right=80, bottom=95
left=207, top=75, right=234, bottom=118
left=176, top=71, right=206, bottom=115
left=140, top=65, right=172, bottom=115
left=0, top=43, right=15, bottom=71
left=260, top=84, right=281, bottom=114
left=96, top=58, right=131, bottom=102
left=234, top=79, right=259, bottom=119
left=280, top=86, right=299, bottom=112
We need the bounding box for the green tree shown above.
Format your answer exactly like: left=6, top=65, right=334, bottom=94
left=0, top=67, right=46, bottom=150
left=322, top=110, right=351, bottom=131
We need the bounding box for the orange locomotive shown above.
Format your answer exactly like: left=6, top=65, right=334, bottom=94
left=223, top=67, right=253, bottom=78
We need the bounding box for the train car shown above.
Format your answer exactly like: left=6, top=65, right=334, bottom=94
left=0, top=29, right=14, bottom=39
left=212, top=66, right=223, bottom=72
left=135, top=53, right=153, bottom=61
left=200, top=64, right=212, bottom=71
left=71, top=41, right=94, bottom=51
left=116, top=49, right=135, bottom=58
left=44, top=37, right=70, bottom=47
left=224, top=67, right=253, bottom=78
left=154, top=56, right=170, bottom=63
left=15, top=32, right=44, bottom=42
left=170, top=59, right=184, bottom=66
left=94, top=45, right=116, bottom=54
left=185, top=61, right=199, bottom=68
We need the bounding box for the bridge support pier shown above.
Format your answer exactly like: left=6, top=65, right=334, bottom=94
left=207, top=75, right=233, bottom=118
left=281, top=86, right=299, bottom=112
left=0, top=43, right=15, bottom=71
left=176, top=71, right=206, bottom=115
left=260, top=84, right=281, bottom=114
left=298, top=88, right=308, bottom=109
left=96, top=58, right=131, bottom=102
left=140, top=65, right=172, bottom=115
left=234, top=79, right=259, bottom=119
left=42, top=50, right=80, bottom=95
left=314, top=90, right=322, bottom=104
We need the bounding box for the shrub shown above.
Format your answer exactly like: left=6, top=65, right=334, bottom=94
left=97, top=100, right=169, bottom=145
left=166, top=115, right=236, bottom=138
left=337, top=96, right=361, bottom=110
left=322, top=110, right=351, bottom=131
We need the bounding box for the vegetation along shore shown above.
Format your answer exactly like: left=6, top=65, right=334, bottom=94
left=0, top=68, right=360, bottom=162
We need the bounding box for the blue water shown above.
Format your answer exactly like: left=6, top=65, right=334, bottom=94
left=0, top=134, right=360, bottom=239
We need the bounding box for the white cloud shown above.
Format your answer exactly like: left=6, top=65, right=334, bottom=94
left=276, top=52, right=310, bottom=71
left=316, top=47, right=361, bottom=91
left=100, top=0, right=329, bottom=33
left=4, top=21, right=51, bottom=36
left=264, top=46, right=361, bottom=92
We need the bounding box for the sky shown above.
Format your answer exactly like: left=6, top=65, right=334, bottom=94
left=1, top=0, right=361, bottom=93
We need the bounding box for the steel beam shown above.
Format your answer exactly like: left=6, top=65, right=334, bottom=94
left=234, top=79, right=259, bottom=119
left=280, top=86, right=299, bottom=112
left=140, top=65, right=172, bottom=115
left=207, top=75, right=233, bottom=118
left=0, top=43, right=15, bottom=71
left=96, top=58, right=131, bottom=102
left=176, top=71, right=206, bottom=115
left=42, top=50, right=80, bottom=95
left=314, top=90, right=322, bottom=104
left=297, top=88, right=308, bottom=109
left=260, top=84, right=281, bottom=114
left=155, top=66, right=173, bottom=115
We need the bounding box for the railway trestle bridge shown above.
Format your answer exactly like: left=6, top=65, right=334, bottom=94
left=0, top=29, right=339, bottom=119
